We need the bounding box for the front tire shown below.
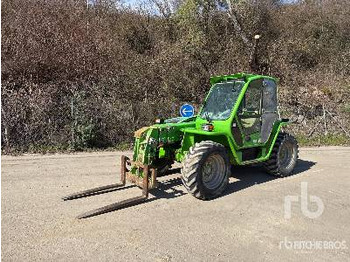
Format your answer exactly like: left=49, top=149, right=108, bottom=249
left=181, top=141, right=230, bottom=200
left=264, top=133, right=298, bottom=177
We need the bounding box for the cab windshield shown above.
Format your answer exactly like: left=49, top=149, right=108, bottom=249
left=200, top=81, right=245, bottom=121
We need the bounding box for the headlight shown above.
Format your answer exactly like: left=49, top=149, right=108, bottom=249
left=202, top=123, right=214, bottom=132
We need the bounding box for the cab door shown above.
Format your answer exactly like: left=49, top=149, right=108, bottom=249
left=260, top=79, right=278, bottom=143
left=237, top=79, right=263, bottom=145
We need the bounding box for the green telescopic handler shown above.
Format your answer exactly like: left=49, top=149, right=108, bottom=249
left=63, top=73, right=298, bottom=219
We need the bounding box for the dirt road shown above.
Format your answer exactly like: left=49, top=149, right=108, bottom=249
left=2, top=147, right=350, bottom=261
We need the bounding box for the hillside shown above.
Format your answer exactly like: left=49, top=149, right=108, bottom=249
left=2, top=0, right=350, bottom=152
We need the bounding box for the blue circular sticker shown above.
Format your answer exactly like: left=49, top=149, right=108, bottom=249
left=180, top=104, right=195, bottom=117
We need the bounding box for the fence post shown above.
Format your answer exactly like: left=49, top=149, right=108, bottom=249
left=71, top=96, right=75, bottom=147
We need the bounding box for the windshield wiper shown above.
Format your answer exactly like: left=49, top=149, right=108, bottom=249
left=204, top=112, right=212, bottom=123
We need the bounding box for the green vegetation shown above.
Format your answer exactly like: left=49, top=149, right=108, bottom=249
left=297, top=134, right=350, bottom=147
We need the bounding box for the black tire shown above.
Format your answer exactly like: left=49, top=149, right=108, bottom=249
left=264, top=133, right=298, bottom=177
left=181, top=141, right=230, bottom=200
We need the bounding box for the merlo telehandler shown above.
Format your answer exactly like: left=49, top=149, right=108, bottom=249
left=63, top=73, right=298, bottom=219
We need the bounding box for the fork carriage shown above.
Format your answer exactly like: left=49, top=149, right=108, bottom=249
left=62, top=155, right=158, bottom=219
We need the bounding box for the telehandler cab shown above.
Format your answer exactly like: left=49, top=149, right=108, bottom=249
left=63, top=73, right=298, bottom=219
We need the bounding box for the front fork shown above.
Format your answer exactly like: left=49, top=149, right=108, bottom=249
left=63, top=155, right=158, bottom=219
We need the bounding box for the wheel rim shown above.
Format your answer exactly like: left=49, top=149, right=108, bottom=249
left=201, top=154, right=226, bottom=190
left=278, top=141, right=296, bottom=172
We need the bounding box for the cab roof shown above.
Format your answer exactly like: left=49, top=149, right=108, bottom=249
left=210, top=73, right=277, bottom=85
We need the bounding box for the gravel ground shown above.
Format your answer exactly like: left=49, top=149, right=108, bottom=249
left=2, top=147, right=350, bottom=261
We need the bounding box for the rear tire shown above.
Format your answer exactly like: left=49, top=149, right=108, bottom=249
left=264, top=133, right=298, bottom=177
left=181, top=141, right=230, bottom=200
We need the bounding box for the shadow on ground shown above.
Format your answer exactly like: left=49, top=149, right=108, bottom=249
left=72, top=159, right=316, bottom=218
left=220, top=159, right=316, bottom=198
left=154, top=159, right=316, bottom=200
